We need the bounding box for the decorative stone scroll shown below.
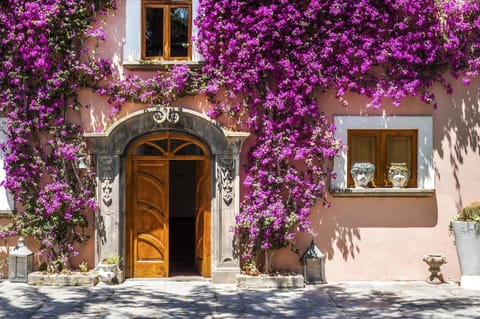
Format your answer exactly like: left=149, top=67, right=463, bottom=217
left=218, top=159, right=235, bottom=206
left=100, top=158, right=114, bottom=206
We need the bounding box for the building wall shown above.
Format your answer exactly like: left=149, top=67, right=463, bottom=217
left=273, top=78, right=480, bottom=282
left=69, top=2, right=480, bottom=282
left=2, top=1, right=479, bottom=281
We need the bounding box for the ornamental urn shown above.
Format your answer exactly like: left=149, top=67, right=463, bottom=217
left=350, top=162, right=375, bottom=188
left=387, top=162, right=410, bottom=188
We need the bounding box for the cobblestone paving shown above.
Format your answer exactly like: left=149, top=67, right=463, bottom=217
left=0, top=280, right=479, bottom=318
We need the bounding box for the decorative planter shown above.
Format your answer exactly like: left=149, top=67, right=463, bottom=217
left=387, top=163, right=410, bottom=188
left=452, top=221, right=480, bottom=290
left=28, top=271, right=99, bottom=286
left=237, top=273, right=305, bottom=289
left=350, top=162, right=375, bottom=188
left=95, top=262, right=125, bottom=284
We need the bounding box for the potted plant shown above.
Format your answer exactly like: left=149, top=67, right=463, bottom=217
left=95, top=255, right=124, bottom=284
left=451, top=201, right=480, bottom=290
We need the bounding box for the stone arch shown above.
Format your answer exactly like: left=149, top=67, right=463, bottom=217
left=85, top=108, right=249, bottom=283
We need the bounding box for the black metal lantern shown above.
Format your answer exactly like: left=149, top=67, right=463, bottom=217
left=9, top=237, right=34, bottom=283
left=301, top=239, right=326, bottom=284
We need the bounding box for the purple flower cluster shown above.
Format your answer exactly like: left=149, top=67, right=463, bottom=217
left=0, top=0, right=116, bottom=271
left=200, top=1, right=480, bottom=109
left=196, top=0, right=480, bottom=263
left=100, top=64, right=203, bottom=115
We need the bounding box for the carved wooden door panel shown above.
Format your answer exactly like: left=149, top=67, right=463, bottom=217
left=195, top=159, right=211, bottom=277
left=131, top=160, right=169, bottom=277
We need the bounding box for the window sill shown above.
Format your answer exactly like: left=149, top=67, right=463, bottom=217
left=329, top=188, right=435, bottom=197
left=123, top=61, right=205, bottom=71
left=0, top=210, right=12, bottom=217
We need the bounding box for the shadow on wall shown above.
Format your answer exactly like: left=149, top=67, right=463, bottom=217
left=305, top=196, right=438, bottom=263
left=304, top=209, right=360, bottom=262
left=268, top=206, right=363, bottom=272
left=432, top=77, right=480, bottom=211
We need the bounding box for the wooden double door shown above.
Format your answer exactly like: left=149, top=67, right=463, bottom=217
left=126, top=134, right=211, bottom=278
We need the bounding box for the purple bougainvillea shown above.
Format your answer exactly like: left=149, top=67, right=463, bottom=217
left=0, top=0, right=116, bottom=271
left=195, top=0, right=480, bottom=265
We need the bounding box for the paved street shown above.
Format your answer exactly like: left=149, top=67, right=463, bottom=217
left=0, top=279, right=479, bottom=318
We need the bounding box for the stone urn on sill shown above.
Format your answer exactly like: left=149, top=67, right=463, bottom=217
left=350, top=162, right=375, bottom=188
left=387, top=162, right=410, bottom=188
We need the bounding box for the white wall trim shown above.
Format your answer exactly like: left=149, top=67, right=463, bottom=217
left=0, top=117, right=14, bottom=211
left=332, top=115, right=434, bottom=189
left=124, top=0, right=201, bottom=63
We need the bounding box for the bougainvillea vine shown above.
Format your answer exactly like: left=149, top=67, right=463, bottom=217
left=98, top=64, right=205, bottom=115
left=195, top=0, right=480, bottom=265
left=0, top=0, right=116, bottom=271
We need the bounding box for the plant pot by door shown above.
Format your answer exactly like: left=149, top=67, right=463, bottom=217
left=452, top=221, right=480, bottom=290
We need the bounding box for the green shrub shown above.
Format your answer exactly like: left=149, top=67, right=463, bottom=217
left=102, top=255, right=121, bottom=265
left=456, top=201, right=480, bottom=223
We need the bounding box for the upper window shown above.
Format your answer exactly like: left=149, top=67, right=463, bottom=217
left=142, top=1, right=192, bottom=60
left=347, top=129, right=418, bottom=188
left=124, top=0, right=200, bottom=64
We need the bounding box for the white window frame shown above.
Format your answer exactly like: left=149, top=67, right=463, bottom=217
left=0, top=118, right=14, bottom=215
left=124, top=0, right=201, bottom=64
left=331, top=115, right=434, bottom=191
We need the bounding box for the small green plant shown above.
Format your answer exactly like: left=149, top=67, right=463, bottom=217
left=455, top=201, right=480, bottom=223
left=102, top=255, right=121, bottom=265
left=78, top=261, right=88, bottom=272
left=242, top=260, right=260, bottom=276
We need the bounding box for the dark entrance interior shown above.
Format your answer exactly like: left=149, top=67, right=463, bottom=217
left=169, top=160, right=197, bottom=275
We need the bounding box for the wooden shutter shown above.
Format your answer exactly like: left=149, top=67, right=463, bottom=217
left=348, top=129, right=417, bottom=187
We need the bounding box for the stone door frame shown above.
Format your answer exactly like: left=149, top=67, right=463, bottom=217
left=85, top=108, right=249, bottom=283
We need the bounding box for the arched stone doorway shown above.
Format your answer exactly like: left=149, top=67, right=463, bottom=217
left=85, top=108, right=249, bottom=283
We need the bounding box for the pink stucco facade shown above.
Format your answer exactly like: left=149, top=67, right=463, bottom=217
left=2, top=1, right=479, bottom=282
left=274, top=78, right=480, bottom=281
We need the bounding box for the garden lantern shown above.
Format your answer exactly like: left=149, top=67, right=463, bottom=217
left=302, top=239, right=326, bottom=284
left=8, top=237, right=34, bottom=283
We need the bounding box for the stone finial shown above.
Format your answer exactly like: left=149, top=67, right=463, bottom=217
left=423, top=254, right=447, bottom=284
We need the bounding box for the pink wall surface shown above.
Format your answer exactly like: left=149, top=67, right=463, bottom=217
left=272, top=78, right=480, bottom=282
left=3, top=3, right=479, bottom=281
